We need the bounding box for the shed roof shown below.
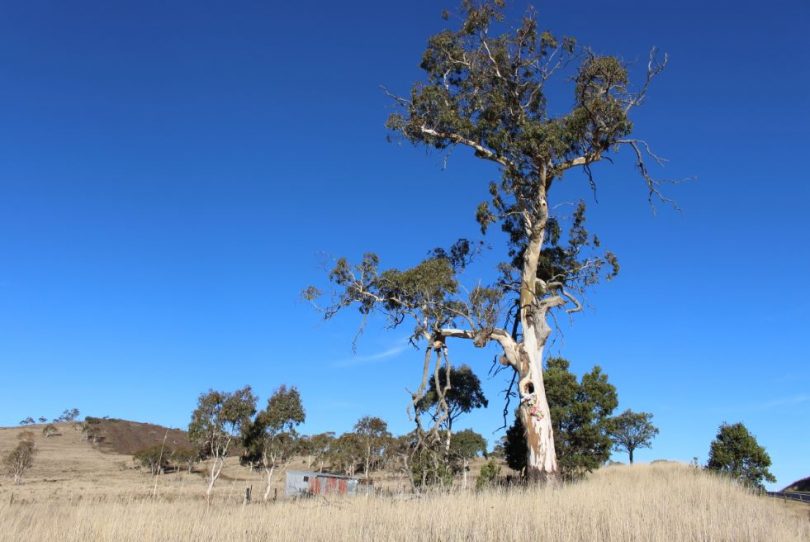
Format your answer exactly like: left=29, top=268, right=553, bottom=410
left=286, top=470, right=356, bottom=480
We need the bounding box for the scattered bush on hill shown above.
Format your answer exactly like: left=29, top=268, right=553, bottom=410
left=134, top=445, right=172, bottom=475
left=4, top=431, right=36, bottom=485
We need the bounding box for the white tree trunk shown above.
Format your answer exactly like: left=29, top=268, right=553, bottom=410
left=462, top=459, right=469, bottom=490
left=207, top=454, right=224, bottom=506
left=517, top=190, right=558, bottom=481
left=518, top=340, right=557, bottom=480
left=263, top=465, right=276, bottom=502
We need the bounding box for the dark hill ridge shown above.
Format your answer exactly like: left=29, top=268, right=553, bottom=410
left=82, top=417, right=193, bottom=455
left=783, top=476, right=810, bottom=493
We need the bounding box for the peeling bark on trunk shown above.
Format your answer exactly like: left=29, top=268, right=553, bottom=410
left=518, top=342, right=557, bottom=481
left=516, top=188, right=558, bottom=481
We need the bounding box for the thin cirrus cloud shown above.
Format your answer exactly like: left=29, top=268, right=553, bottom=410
left=331, top=340, right=412, bottom=368
left=756, top=394, right=810, bottom=410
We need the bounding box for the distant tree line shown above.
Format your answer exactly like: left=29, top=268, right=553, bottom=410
left=19, top=407, right=81, bottom=427
left=8, top=371, right=777, bottom=495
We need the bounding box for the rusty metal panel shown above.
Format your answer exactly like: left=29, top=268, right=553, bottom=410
left=286, top=470, right=359, bottom=497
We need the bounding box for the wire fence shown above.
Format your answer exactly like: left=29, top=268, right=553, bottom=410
left=767, top=491, right=810, bottom=504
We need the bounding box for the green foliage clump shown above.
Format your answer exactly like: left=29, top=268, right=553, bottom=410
left=301, top=432, right=335, bottom=473
left=608, top=410, right=659, bottom=464
left=54, top=408, right=80, bottom=423
left=188, top=386, right=257, bottom=459
left=134, top=445, right=172, bottom=475
left=706, top=422, right=775, bottom=490
left=505, top=357, right=618, bottom=479
left=328, top=432, right=365, bottom=477
left=417, top=365, right=488, bottom=433
left=242, top=386, right=306, bottom=470
left=450, top=429, right=487, bottom=462
left=354, top=416, right=391, bottom=479
left=410, top=444, right=455, bottom=489
left=171, top=447, right=200, bottom=473
left=476, top=459, right=501, bottom=490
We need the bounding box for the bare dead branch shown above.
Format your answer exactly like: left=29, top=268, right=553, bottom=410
left=618, top=138, right=682, bottom=210
left=624, top=47, right=669, bottom=114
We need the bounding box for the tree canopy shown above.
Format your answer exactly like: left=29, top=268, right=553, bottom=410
left=450, top=428, right=487, bottom=461
left=608, top=409, right=659, bottom=464
left=188, top=386, right=256, bottom=459
left=706, top=422, right=775, bottom=490
left=242, top=385, right=306, bottom=501
left=188, top=386, right=257, bottom=504
left=354, top=416, right=392, bottom=479
left=417, top=364, right=488, bottom=437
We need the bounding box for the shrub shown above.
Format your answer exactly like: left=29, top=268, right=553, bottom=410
left=171, top=447, right=200, bottom=473
left=476, top=459, right=501, bottom=490
left=133, top=445, right=172, bottom=475
left=4, top=433, right=36, bottom=484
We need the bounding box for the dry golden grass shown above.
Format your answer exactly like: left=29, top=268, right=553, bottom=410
left=1, top=425, right=807, bottom=541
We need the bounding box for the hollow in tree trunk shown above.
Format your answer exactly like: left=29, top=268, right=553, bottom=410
left=517, top=342, right=558, bottom=481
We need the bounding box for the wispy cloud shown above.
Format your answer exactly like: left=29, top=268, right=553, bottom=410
left=331, top=339, right=411, bottom=368
left=756, top=394, right=810, bottom=410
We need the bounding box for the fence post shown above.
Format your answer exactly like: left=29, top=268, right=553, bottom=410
left=244, top=485, right=252, bottom=505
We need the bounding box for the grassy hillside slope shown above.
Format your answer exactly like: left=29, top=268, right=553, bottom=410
left=784, top=476, right=810, bottom=493
left=80, top=417, right=192, bottom=455
left=1, top=423, right=808, bottom=541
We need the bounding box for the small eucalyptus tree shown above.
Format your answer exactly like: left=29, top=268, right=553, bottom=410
left=134, top=444, right=172, bottom=475
left=354, top=416, right=392, bottom=480
left=304, top=432, right=335, bottom=472
left=188, top=386, right=256, bottom=505
left=55, top=408, right=80, bottom=423
left=243, top=385, right=306, bottom=501
left=172, top=447, right=200, bottom=474
left=329, top=432, right=364, bottom=477
left=307, top=0, right=670, bottom=481
left=4, top=432, right=36, bottom=485
left=450, top=429, right=487, bottom=489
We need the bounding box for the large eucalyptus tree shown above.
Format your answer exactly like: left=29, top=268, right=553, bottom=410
left=307, top=1, right=669, bottom=481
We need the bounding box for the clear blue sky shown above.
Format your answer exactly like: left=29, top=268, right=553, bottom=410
left=0, top=1, right=807, bottom=490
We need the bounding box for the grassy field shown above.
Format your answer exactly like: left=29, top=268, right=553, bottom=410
left=1, top=424, right=808, bottom=541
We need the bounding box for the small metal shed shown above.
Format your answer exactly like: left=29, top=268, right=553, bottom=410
left=285, top=471, right=359, bottom=497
